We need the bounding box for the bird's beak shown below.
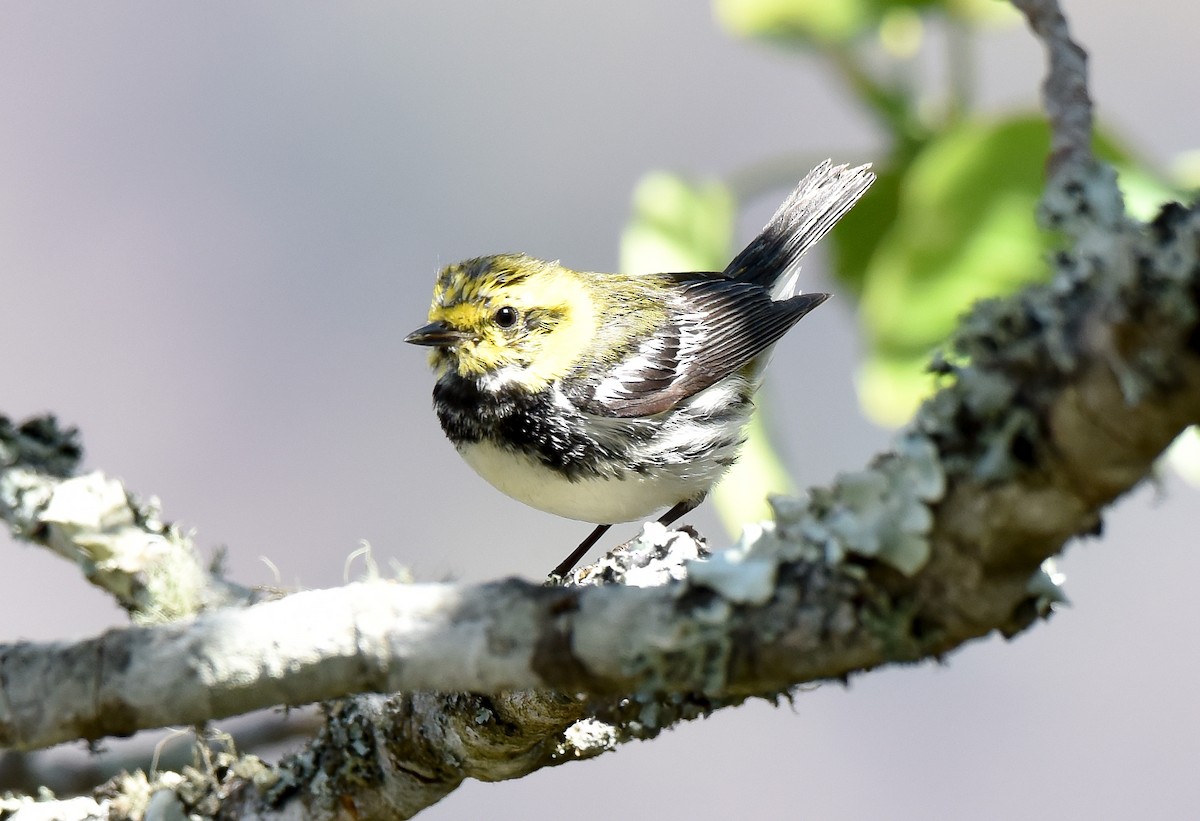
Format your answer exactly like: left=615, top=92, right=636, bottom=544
left=405, top=321, right=470, bottom=347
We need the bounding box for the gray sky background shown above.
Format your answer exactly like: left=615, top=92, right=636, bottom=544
left=2, top=2, right=1198, bottom=818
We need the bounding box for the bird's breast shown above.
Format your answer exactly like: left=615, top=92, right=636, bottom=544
left=457, top=439, right=707, bottom=523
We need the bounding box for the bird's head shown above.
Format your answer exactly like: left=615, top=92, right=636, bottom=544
left=406, top=254, right=598, bottom=390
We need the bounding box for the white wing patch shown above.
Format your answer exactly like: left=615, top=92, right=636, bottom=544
left=590, top=326, right=681, bottom=406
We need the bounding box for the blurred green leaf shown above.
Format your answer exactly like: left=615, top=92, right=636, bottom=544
left=714, top=0, right=877, bottom=45
left=856, top=350, right=941, bottom=428
left=620, top=173, right=734, bottom=274
left=878, top=6, right=924, bottom=58
left=856, top=115, right=1053, bottom=424
left=1116, top=159, right=1184, bottom=222
left=829, top=161, right=906, bottom=295
left=712, top=0, right=991, bottom=47
left=1170, top=149, right=1200, bottom=190
left=941, top=0, right=1021, bottom=25
left=853, top=115, right=1179, bottom=425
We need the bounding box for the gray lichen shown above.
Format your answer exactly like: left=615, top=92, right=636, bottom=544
left=1025, top=558, right=1069, bottom=615
left=565, top=521, right=709, bottom=589
left=687, top=522, right=778, bottom=605
left=769, top=433, right=945, bottom=576
left=556, top=718, right=618, bottom=758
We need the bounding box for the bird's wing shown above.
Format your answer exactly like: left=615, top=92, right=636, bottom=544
left=571, top=273, right=828, bottom=418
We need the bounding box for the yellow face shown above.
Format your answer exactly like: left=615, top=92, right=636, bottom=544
left=423, top=254, right=597, bottom=390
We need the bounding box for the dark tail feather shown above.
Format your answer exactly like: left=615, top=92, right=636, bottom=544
left=724, top=160, right=875, bottom=295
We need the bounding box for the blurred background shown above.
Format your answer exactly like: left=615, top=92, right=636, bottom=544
left=2, top=1, right=1198, bottom=818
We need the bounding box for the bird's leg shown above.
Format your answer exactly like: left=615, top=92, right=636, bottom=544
left=550, top=499, right=702, bottom=579
left=657, top=498, right=700, bottom=528
left=550, top=523, right=612, bottom=578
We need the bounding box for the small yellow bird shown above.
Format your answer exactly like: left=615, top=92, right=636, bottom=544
left=407, top=161, right=874, bottom=575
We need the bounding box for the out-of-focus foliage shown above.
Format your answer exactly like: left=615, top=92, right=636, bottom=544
left=713, top=0, right=1014, bottom=46
left=622, top=0, right=1187, bottom=530
left=857, top=117, right=1056, bottom=424
left=858, top=117, right=1178, bottom=423
left=620, top=174, right=733, bottom=275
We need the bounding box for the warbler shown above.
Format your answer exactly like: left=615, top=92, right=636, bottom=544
left=407, top=160, right=874, bottom=576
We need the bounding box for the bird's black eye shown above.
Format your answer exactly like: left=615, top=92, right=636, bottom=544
left=494, top=306, right=519, bottom=328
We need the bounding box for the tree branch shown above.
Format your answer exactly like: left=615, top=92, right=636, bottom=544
left=1013, top=0, right=1094, bottom=174
left=0, top=417, right=260, bottom=623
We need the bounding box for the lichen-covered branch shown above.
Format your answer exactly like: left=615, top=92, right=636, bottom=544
left=0, top=417, right=260, bottom=623
left=1012, top=0, right=1094, bottom=175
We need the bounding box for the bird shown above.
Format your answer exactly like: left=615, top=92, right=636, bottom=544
left=406, top=160, right=874, bottom=577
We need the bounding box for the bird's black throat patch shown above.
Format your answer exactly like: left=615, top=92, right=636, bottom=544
left=431, top=374, right=633, bottom=479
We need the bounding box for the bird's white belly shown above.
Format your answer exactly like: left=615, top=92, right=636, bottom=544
left=458, top=440, right=702, bottom=524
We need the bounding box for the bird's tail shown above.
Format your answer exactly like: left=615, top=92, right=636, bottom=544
left=724, top=160, right=875, bottom=299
